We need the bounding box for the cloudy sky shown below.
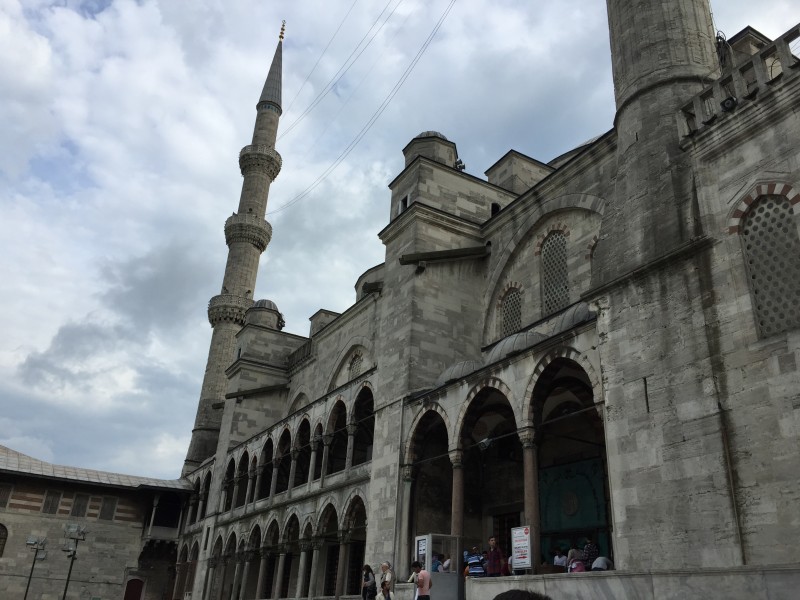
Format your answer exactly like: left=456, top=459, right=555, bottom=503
left=1, top=0, right=795, bottom=479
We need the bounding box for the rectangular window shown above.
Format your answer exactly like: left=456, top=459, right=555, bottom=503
left=99, top=497, right=117, bottom=520
left=0, top=484, right=12, bottom=508
left=71, top=493, right=90, bottom=517
left=42, top=490, right=61, bottom=514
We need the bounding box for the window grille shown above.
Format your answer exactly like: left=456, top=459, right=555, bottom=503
left=349, top=353, right=363, bottom=379
left=42, top=490, right=61, bottom=514
left=99, top=497, right=118, bottom=520
left=0, top=524, right=7, bottom=557
left=741, top=195, right=800, bottom=337
left=0, top=484, right=11, bottom=508
left=541, top=232, right=569, bottom=314
left=70, top=493, right=89, bottom=517
left=501, top=288, right=522, bottom=336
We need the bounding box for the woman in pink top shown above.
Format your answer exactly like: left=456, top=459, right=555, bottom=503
left=411, top=561, right=432, bottom=599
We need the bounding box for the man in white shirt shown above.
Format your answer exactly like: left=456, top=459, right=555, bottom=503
left=553, top=549, right=567, bottom=568
left=590, top=556, right=613, bottom=571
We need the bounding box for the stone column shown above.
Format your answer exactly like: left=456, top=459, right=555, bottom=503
left=288, top=449, right=299, bottom=493
left=234, top=475, right=244, bottom=507
left=273, top=545, right=287, bottom=599
left=319, top=434, right=332, bottom=485
left=231, top=553, right=244, bottom=600
left=345, top=423, right=358, bottom=471
left=202, top=557, right=217, bottom=600
left=308, top=437, right=320, bottom=485
left=245, top=469, right=255, bottom=507
left=148, top=493, right=160, bottom=536
left=335, top=531, right=350, bottom=600
left=215, top=555, right=229, bottom=600
left=449, top=450, right=464, bottom=537
left=197, top=493, right=206, bottom=522
left=307, top=539, right=322, bottom=599
left=238, top=551, right=255, bottom=600
left=520, top=427, right=541, bottom=570
left=255, top=547, right=270, bottom=600
left=398, top=465, right=414, bottom=580
left=254, top=465, right=265, bottom=502
left=177, top=499, right=186, bottom=534
left=172, top=562, right=185, bottom=600
left=269, top=458, right=281, bottom=499
left=221, top=479, right=230, bottom=512
left=294, top=541, right=311, bottom=599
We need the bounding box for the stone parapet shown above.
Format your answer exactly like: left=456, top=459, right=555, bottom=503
left=208, top=294, right=254, bottom=327
left=224, top=213, right=273, bottom=252
left=239, top=144, right=282, bottom=180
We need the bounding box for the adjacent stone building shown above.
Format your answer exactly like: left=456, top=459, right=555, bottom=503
left=2, top=2, right=799, bottom=600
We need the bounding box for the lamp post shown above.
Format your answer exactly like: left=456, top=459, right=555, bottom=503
left=24, top=536, right=48, bottom=600
left=61, top=523, right=87, bottom=600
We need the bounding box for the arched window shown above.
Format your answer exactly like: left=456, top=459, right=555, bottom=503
left=501, top=288, right=522, bottom=336
left=0, top=524, right=7, bottom=557
left=348, top=353, right=363, bottom=380
left=740, top=195, right=800, bottom=337
left=541, top=232, right=569, bottom=315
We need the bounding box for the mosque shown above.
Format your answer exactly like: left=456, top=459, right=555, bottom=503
left=1, top=2, right=799, bottom=599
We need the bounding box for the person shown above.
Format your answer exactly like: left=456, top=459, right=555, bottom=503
left=492, top=591, right=552, bottom=600
left=411, top=560, right=432, bottom=600
left=582, top=537, right=599, bottom=570
left=379, top=580, right=395, bottom=600
left=430, top=554, right=442, bottom=572
left=553, top=548, right=567, bottom=568
left=441, top=554, right=451, bottom=572
left=465, top=546, right=485, bottom=577
left=379, top=562, right=395, bottom=591
left=362, top=564, right=377, bottom=600
left=567, top=546, right=585, bottom=573
left=485, top=536, right=505, bottom=577
left=591, top=556, right=614, bottom=571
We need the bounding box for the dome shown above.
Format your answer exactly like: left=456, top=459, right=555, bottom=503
left=414, top=130, right=448, bottom=141
left=252, top=299, right=279, bottom=311
left=435, top=360, right=483, bottom=387
left=484, top=330, right=547, bottom=366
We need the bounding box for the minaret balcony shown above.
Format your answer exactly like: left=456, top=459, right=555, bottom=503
left=239, top=144, right=282, bottom=180
left=224, top=213, right=273, bottom=252
left=207, top=294, right=255, bottom=327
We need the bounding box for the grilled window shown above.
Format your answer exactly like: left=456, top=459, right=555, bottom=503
left=0, top=484, right=11, bottom=509
left=541, top=232, right=569, bottom=314
left=0, top=524, right=7, bottom=557
left=348, top=353, right=363, bottom=379
left=741, top=195, right=800, bottom=337
left=99, top=496, right=118, bottom=520
left=42, top=490, right=61, bottom=514
left=501, top=288, right=522, bottom=336
left=70, top=493, right=90, bottom=517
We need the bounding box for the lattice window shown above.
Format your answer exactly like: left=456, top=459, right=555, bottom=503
left=348, top=353, right=363, bottom=380
left=70, top=493, right=89, bottom=517
left=42, top=490, right=61, bottom=514
left=501, top=288, right=522, bottom=336
left=0, top=484, right=11, bottom=508
left=541, top=232, right=569, bottom=314
left=741, top=195, right=800, bottom=337
left=0, top=524, right=7, bottom=557
left=99, top=496, right=118, bottom=521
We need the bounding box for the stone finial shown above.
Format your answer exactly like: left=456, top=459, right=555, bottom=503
left=279, top=20, right=286, bottom=41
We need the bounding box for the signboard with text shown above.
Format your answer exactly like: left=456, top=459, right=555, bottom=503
left=511, top=526, right=532, bottom=570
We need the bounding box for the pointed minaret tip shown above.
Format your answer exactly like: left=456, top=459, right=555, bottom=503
left=258, top=21, right=284, bottom=112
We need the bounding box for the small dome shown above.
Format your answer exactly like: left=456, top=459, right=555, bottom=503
left=553, top=302, right=593, bottom=334
left=414, top=130, right=448, bottom=141
left=485, top=330, right=547, bottom=366
left=435, top=360, right=482, bottom=387
left=252, top=299, right=279, bottom=311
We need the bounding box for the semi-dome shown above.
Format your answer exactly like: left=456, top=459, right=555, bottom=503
left=484, top=330, right=547, bottom=366
left=414, top=130, right=448, bottom=141
left=552, top=302, right=593, bottom=335
left=435, top=360, right=482, bottom=387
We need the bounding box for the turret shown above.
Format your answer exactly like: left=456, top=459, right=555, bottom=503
left=592, top=1, right=720, bottom=286
left=183, top=24, right=285, bottom=474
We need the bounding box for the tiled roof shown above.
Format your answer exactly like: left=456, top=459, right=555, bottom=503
left=0, top=445, right=191, bottom=491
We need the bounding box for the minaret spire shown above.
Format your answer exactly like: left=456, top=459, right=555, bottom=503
left=183, top=27, right=285, bottom=474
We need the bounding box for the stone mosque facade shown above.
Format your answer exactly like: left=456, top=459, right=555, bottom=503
left=2, top=2, right=800, bottom=599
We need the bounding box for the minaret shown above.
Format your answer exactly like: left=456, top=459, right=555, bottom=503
left=183, top=24, right=285, bottom=474
left=592, top=1, right=719, bottom=285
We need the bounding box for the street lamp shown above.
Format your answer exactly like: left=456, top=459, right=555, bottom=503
left=61, top=523, right=87, bottom=600
left=24, top=536, right=48, bottom=600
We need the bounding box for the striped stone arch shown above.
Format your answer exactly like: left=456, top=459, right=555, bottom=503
left=453, top=376, right=518, bottom=449
left=727, top=181, right=800, bottom=233
left=315, top=497, right=341, bottom=531
left=281, top=509, right=303, bottom=541
left=326, top=395, right=347, bottom=431
left=585, top=235, right=599, bottom=259
left=403, top=402, right=452, bottom=463
left=521, top=346, right=602, bottom=426
left=293, top=414, right=313, bottom=443
left=534, top=223, right=571, bottom=256
left=342, top=489, right=368, bottom=528
left=300, top=515, right=317, bottom=539
left=246, top=523, right=262, bottom=547
left=350, top=380, right=375, bottom=423
left=495, top=281, right=525, bottom=307
left=264, top=518, right=281, bottom=546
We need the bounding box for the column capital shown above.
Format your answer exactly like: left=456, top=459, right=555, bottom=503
left=346, top=423, right=358, bottom=436
left=402, top=464, right=414, bottom=482
left=448, top=449, right=463, bottom=469
left=518, top=426, right=538, bottom=449
left=299, top=540, right=312, bottom=552
left=322, top=433, right=333, bottom=446
left=290, top=448, right=299, bottom=460
left=338, top=529, right=352, bottom=545
left=244, top=549, right=258, bottom=562
left=207, top=556, right=219, bottom=569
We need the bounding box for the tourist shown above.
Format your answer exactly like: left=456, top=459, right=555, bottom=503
left=441, top=554, right=451, bottom=572
left=582, top=537, right=599, bottom=570
left=566, top=547, right=584, bottom=573
left=591, top=556, right=614, bottom=571
left=362, top=564, right=377, bottom=600
left=411, top=560, right=432, bottom=600
left=431, top=554, right=442, bottom=572
left=484, top=537, right=505, bottom=576
left=553, top=548, right=567, bottom=568
left=466, top=546, right=485, bottom=577
left=380, top=580, right=395, bottom=600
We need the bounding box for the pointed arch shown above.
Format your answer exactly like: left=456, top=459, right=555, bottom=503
left=403, top=403, right=452, bottom=463
left=326, top=399, right=348, bottom=474
left=326, top=335, right=375, bottom=392
left=454, top=377, right=517, bottom=447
